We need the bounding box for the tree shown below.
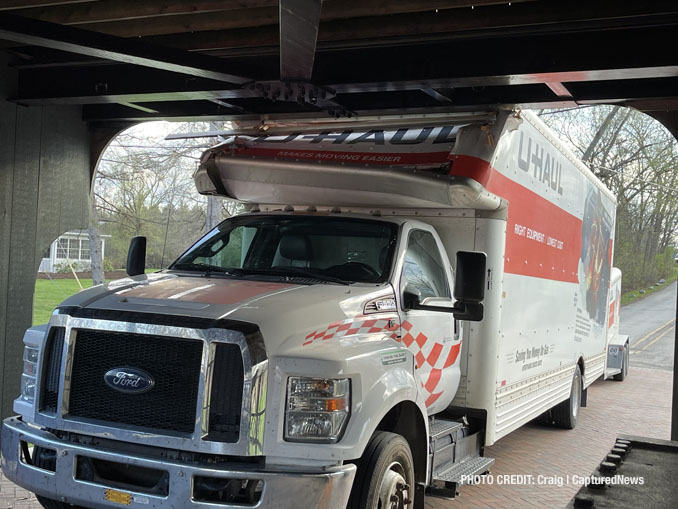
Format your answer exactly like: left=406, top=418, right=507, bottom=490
left=88, top=195, right=104, bottom=285
left=93, top=121, right=243, bottom=271
left=540, top=106, right=678, bottom=290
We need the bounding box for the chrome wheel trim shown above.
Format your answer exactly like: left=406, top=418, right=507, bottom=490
left=377, top=461, right=411, bottom=509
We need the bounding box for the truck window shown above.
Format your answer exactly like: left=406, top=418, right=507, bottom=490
left=171, top=215, right=398, bottom=284
left=192, top=225, right=257, bottom=268
left=401, top=230, right=450, bottom=299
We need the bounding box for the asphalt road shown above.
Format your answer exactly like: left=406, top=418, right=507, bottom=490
left=622, top=281, right=676, bottom=371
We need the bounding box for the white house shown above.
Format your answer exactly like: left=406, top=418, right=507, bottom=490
left=39, top=231, right=110, bottom=273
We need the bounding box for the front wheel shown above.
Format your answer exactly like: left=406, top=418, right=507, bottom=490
left=552, top=365, right=582, bottom=429
left=348, top=431, right=415, bottom=509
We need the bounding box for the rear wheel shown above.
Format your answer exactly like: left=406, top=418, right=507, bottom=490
left=613, top=346, right=629, bottom=381
left=348, top=431, right=415, bottom=509
left=552, top=365, right=582, bottom=429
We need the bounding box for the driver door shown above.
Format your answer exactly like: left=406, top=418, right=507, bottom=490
left=397, top=227, right=461, bottom=415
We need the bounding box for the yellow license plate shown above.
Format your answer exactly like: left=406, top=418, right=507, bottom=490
left=105, top=489, right=132, bottom=505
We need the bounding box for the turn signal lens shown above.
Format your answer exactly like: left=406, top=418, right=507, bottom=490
left=285, top=377, right=350, bottom=443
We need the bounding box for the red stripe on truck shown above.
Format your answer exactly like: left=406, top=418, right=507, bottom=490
left=454, top=155, right=582, bottom=284
left=448, top=154, right=493, bottom=186
left=488, top=171, right=582, bottom=284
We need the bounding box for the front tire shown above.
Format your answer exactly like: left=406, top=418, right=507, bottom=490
left=552, top=365, right=582, bottom=429
left=348, top=431, right=415, bottom=509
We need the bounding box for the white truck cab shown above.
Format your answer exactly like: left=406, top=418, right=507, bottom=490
left=2, top=110, right=628, bottom=509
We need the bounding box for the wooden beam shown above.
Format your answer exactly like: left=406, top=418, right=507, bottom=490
left=9, top=0, right=533, bottom=27
left=0, top=0, right=95, bottom=11
left=7, top=0, right=538, bottom=39
left=77, top=7, right=278, bottom=37
left=0, top=13, right=251, bottom=84
left=149, top=0, right=678, bottom=51
left=9, top=0, right=276, bottom=24
left=279, top=0, right=322, bottom=81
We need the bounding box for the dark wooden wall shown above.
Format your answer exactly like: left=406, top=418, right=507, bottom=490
left=0, top=52, right=90, bottom=420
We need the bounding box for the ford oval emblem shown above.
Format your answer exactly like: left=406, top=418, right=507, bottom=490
left=104, top=367, right=155, bottom=394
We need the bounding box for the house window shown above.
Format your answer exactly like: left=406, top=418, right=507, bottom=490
left=56, top=239, right=68, bottom=259
left=68, top=239, right=80, bottom=259
left=54, top=236, right=96, bottom=260
left=80, top=240, right=90, bottom=260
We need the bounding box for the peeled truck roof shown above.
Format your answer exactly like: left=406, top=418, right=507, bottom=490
left=194, top=123, right=504, bottom=210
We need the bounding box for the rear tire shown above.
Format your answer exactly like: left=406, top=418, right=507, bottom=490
left=552, top=365, right=582, bottom=429
left=613, top=346, right=629, bottom=381
left=348, top=431, right=415, bottom=509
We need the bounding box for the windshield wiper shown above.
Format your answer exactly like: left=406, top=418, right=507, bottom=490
left=171, top=262, right=244, bottom=277
left=265, top=267, right=351, bottom=285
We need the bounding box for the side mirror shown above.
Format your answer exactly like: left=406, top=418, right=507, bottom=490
left=452, top=251, right=487, bottom=321
left=126, top=236, right=147, bottom=277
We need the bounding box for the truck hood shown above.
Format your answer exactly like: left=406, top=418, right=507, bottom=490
left=59, top=272, right=396, bottom=358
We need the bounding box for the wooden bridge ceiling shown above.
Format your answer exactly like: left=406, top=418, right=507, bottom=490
left=1, top=0, right=678, bottom=136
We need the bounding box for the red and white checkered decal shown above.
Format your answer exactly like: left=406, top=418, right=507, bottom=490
left=302, top=318, right=460, bottom=409
left=303, top=317, right=399, bottom=346
left=400, top=320, right=461, bottom=408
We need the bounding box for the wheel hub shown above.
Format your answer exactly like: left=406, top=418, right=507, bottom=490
left=378, top=463, right=411, bottom=509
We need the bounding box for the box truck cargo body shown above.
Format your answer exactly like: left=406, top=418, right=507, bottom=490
left=2, top=110, right=627, bottom=509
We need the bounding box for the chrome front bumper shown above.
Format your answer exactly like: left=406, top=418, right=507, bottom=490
left=2, top=417, right=356, bottom=509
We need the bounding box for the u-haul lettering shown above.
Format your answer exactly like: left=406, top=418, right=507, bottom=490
left=517, top=132, right=565, bottom=195
left=252, top=126, right=458, bottom=146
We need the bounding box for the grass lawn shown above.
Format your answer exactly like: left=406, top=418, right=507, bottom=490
left=33, top=279, right=98, bottom=325
left=620, top=267, right=678, bottom=306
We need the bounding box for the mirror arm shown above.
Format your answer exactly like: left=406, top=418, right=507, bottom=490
left=414, top=303, right=456, bottom=313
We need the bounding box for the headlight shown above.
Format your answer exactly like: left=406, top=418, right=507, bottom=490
left=21, top=346, right=39, bottom=402
left=285, top=377, right=350, bottom=443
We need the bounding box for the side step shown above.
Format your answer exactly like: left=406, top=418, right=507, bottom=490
left=436, top=456, right=495, bottom=483
left=428, top=456, right=495, bottom=499
left=426, top=417, right=494, bottom=500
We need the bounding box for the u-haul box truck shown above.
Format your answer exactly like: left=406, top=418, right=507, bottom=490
left=2, top=110, right=628, bottom=509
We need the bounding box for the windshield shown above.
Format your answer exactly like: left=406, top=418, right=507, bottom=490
left=170, top=215, right=398, bottom=284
